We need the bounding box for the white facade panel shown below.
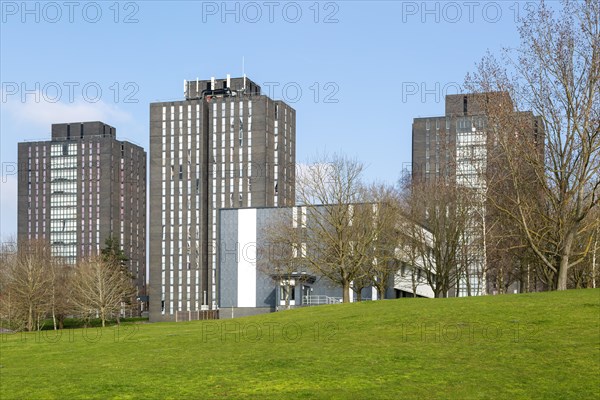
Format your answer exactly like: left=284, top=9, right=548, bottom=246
left=237, top=208, right=257, bottom=307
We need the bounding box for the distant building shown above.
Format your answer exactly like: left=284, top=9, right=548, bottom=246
left=148, top=76, right=296, bottom=321
left=17, top=122, right=147, bottom=304
left=218, top=206, right=434, bottom=319
left=412, top=93, right=543, bottom=296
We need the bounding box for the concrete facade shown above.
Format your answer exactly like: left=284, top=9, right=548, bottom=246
left=149, top=76, right=295, bottom=321
left=218, top=206, right=434, bottom=318
left=17, top=121, right=147, bottom=301
left=411, top=93, right=543, bottom=296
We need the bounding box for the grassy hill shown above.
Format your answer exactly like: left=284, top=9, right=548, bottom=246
left=1, top=289, right=599, bottom=399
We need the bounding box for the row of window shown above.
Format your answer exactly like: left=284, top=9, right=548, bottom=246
left=424, top=117, right=487, bottom=131
left=50, top=156, right=77, bottom=169
left=50, top=143, right=78, bottom=157
left=50, top=219, right=77, bottom=231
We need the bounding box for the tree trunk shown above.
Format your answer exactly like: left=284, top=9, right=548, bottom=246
left=592, top=233, right=598, bottom=289
left=342, top=281, right=350, bottom=303
left=377, top=285, right=386, bottom=300
left=285, top=284, right=290, bottom=310
left=557, top=259, right=570, bottom=290
left=411, top=266, right=418, bottom=297
left=52, top=298, right=57, bottom=331
left=28, top=304, right=33, bottom=332
left=465, top=265, right=472, bottom=296
left=557, top=231, right=575, bottom=290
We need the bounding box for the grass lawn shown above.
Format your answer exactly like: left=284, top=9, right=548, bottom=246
left=1, top=289, right=599, bottom=399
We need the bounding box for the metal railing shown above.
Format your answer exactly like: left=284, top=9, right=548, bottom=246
left=175, top=310, right=219, bottom=322
left=302, top=295, right=343, bottom=306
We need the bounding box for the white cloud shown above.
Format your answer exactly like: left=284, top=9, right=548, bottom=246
left=2, top=92, right=133, bottom=141
left=0, top=92, right=136, bottom=238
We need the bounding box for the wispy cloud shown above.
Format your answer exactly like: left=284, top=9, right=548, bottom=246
left=0, top=92, right=137, bottom=237
left=1, top=91, right=133, bottom=142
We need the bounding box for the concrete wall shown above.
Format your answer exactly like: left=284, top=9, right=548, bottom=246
left=17, top=122, right=146, bottom=298
left=218, top=206, right=429, bottom=316
left=149, top=77, right=296, bottom=322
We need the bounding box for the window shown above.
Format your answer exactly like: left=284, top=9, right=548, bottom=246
left=280, top=285, right=295, bottom=301
left=301, top=207, right=307, bottom=228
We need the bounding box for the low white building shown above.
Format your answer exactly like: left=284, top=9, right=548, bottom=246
left=217, top=206, right=435, bottom=319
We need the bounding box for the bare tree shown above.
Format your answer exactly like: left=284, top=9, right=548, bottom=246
left=569, top=207, right=600, bottom=288
left=260, top=210, right=310, bottom=309
left=466, top=0, right=600, bottom=290
left=481, top=126, right=551, bottom=294
left=359, top=183, right=403, bottom=300
left=592, top=222, right=599, bottom=289
left=295, top=153, right=375, bottom=303
left=400, top=179, right=476, bottom=298
left=48, top=262, right=72, bottom=330
left=0, top=244, right=14, bottom=330
left=347, top=203, right=386, bottom=302
left=395, top=232, right=426, bottom=298
left=264, top=154, right=405, bottom=304
left=485, top=196, right=524, bottom=294
left=100, top=236, right=136, bottom=319
left=0, top=240, right=52, bottom=331
left=70, top=256, right=135, bottom=327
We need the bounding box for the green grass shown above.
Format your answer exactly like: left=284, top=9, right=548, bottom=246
left=1, top=317, right=149, bottom=332
left=1, top=289, right=599, bottom=399
left=42, top=317, right=150, bottom=330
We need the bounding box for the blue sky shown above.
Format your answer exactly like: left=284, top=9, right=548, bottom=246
left=0, top=0, right=529, bottom=238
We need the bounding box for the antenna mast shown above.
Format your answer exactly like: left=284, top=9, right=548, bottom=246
left=242, top=56, right=246, bottom=90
